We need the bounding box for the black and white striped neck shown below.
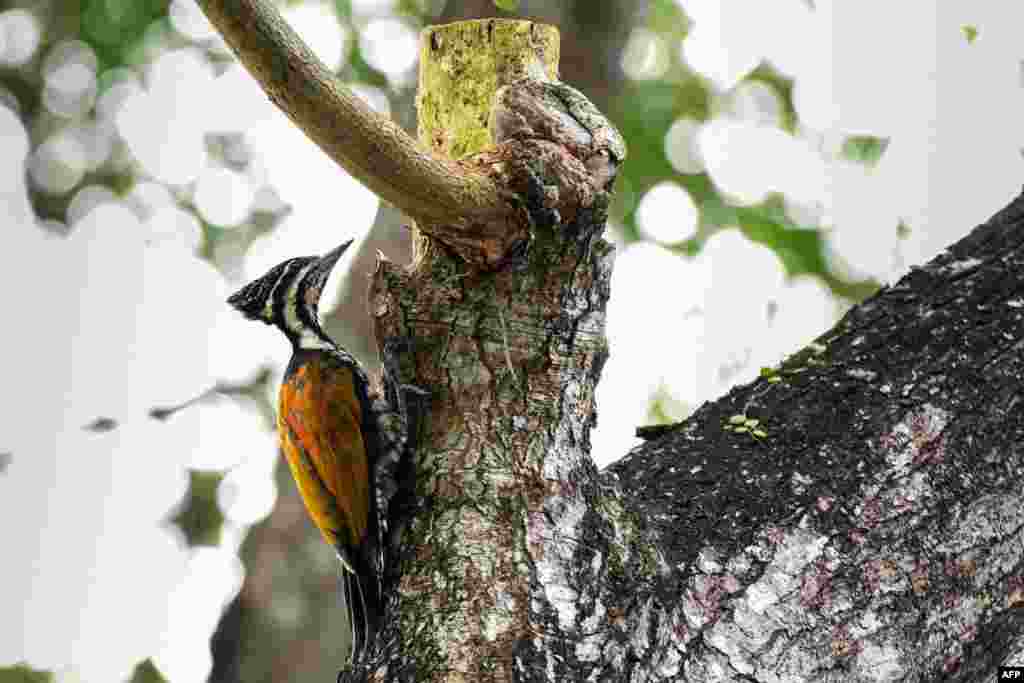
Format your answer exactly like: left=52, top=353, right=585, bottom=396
left=274, top=259, right=336, bottom=352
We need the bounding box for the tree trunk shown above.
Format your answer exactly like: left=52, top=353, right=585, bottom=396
left=357, top=19, right=615, bottom=681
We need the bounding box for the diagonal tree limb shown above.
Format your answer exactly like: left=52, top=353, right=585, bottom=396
left=195, top=0, right=509, bottom=227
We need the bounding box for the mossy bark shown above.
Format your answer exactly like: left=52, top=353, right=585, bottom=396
left=412, top=19, right=559, bottom=267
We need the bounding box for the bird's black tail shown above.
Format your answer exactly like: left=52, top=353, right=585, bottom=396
left=339, top=556, right=381, bottom=664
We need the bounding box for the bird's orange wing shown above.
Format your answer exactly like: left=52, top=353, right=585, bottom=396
left=278, top=356, right=370, bottom=556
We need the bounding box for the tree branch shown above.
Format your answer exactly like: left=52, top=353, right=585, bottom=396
left=598, top=189, right=1024, bottom=680
left=196, top=0, right=508, bottom=227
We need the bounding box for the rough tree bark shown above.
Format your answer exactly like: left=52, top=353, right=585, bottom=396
left=200, top=2, right=1024, bottom=681
left=604, top=198, right=1024, bottom=682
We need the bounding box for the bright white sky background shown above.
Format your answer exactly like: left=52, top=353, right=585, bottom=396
left=1, top=1, right=1022, bottom=680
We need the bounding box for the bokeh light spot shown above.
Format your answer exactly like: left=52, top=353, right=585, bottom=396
left=621, top=28, right=670, bottom=81
left=0, top=9, right=41, bottom=66
left=194, top=165, right=255, bottom=227
left=283, top=2, right=347, bottom=70
left=635, top=181, right=698, bottom=244
left=361, top=18, right=418, bottom=77
left=29, top=132, right=87, bottom=195
left=664, top=118, right=705, bottom=175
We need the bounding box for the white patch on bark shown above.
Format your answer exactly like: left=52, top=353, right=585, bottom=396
left=847, top=368, right=877, bottom=381
left=942, top=257, right=981, bottom=275
left=735, top=530, right=828, bottom=634
left=856, top=642, right=904, bottom=681
left=684, top=652, right=731, bottom=682
left=576, top=596, right=607, bottom=663
left=630, top=599, right=653, bottom=653
left=790, top=471, right=813, bottom=495
left=531, top=496, right=587, bottom=631
left=697, top=547, right=723, bottom=574
left=482, top=590, right=516, bottom=641
left=939, top=492, right=1024, bottom=557
left=574, top=638, right=601, bottom=663
left=879, top=403, right=950, bottom=474
left=774, top=529, right=829, bottom=574
left=744, top=580, right=778, bottom=615
left=853, top=610, right=884, bottom=638
left=705, top=622, right=755, bottom=675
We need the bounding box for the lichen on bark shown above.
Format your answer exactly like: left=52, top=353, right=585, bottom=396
left=412, top=19, right=559, bottom=268
left=417, top=19, right=559, bottom=161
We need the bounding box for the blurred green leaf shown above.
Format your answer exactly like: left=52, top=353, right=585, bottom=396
left=648, top=0, right=691, bottom=38
left=962, top=25, right=978, bottom=44
left=334, top=0, right=352, bottom=20
left=0, top=664, right=54, bottom=683
left=128, top=659, right=169, bottom=683
left=730, top=199, right=878, bottom=300
left=170, top=469, right=226, bottom=547
left=395, top=0, right=429, bottom=21
left=81, top=0, right=168, bottom=68
left=493, top=0, right=520, bottom=11
left=735, top=201, right=824, bottom=273
left=841, top=135, right=890, bottom=167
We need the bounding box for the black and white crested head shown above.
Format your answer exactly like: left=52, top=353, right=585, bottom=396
left=227, top=239, right=354, bottom=349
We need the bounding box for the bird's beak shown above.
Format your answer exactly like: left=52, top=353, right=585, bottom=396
left=305, top=239, right=354, bottom=307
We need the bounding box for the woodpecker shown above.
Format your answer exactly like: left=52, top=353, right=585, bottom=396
left=227, top=239, right=408, bottom=664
